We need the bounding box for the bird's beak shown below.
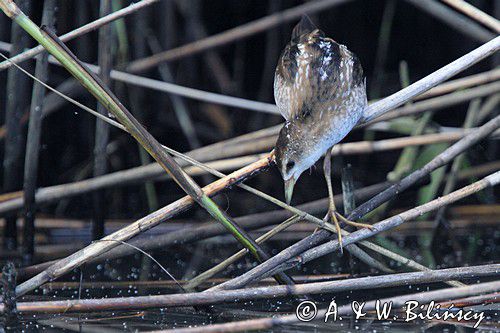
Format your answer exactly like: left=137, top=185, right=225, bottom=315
left=284, top=177, right=297, bottom=205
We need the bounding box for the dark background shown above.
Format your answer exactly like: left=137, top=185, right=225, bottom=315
left=0, top=0, right=498, bottom=265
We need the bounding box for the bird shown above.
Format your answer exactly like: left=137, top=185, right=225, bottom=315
left=273, top=15, right=372, bottom=250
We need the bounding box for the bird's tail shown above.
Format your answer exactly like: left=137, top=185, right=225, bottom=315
left=291, top=15, right=317, bottom=40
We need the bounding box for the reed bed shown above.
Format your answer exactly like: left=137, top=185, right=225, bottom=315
left=0, top=0, right=498, bottom=331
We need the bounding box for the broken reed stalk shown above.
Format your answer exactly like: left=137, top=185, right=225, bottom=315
left=0, top=0, right=160, bottom=71
left=156, top=280, right=500, bottom=333
left=22, top=0, right=56, bottom=261
left=3, top=264, right=498, bottom=314
left=441, top=0, right=500, bottom=33
left=0, top=1, right=290, bottom=295
left=4, top=4, right=499, bottom=296
left=0, top=128, right=489, bottom=215
left=211, top=115, right=500, bottom=290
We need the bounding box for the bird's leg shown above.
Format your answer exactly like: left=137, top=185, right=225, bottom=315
left=323, top=149, right=374, bottom=252
left=323, top=148, right=344, bottom=253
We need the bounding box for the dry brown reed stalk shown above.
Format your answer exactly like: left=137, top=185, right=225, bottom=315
left=4, top=264, right=497, bottom=314
left=455, top=160, right=500, bottom=181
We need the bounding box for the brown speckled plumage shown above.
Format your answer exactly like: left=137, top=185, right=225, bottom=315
left=274, top=16, right=367, bottom=196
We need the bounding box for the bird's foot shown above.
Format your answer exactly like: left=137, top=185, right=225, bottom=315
left=325, top=210, right=373, bottom=254
left=334, top=212, right=374, bottom=230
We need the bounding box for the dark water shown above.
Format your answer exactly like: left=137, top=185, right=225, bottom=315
left=5, top=279, right=498, bottom=332
left=1, top=225, right=498, bottom=332
left=8, top=304, right=499, bottom=332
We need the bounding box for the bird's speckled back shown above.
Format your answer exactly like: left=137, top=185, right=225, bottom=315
left=274, top=16, right=367, bottom=183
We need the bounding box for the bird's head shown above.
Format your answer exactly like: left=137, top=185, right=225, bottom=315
left=275, top=121, right=320, bottom=205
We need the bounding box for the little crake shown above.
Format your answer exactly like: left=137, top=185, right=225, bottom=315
left=274, top=16, right=372, bottom=249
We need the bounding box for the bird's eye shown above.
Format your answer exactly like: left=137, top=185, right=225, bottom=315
left=286, top=161, right=295, bottom=171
